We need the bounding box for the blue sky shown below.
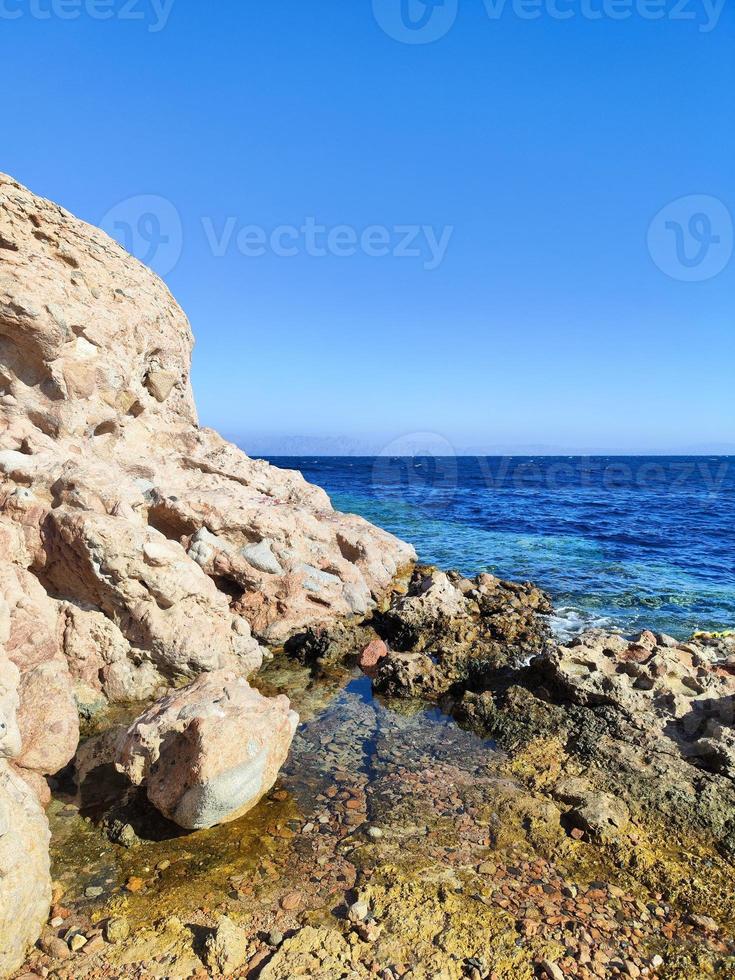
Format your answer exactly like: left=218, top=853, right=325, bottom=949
left=3, top=0, right=734, bottom=454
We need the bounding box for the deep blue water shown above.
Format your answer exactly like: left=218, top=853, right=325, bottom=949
left=262, top=456, right=735, bottom=640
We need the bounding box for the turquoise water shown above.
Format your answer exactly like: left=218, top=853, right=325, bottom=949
left=263, top=456, right=735, bottom=639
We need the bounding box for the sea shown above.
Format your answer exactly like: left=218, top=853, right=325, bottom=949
left=262, top=455, right=735, bottom=641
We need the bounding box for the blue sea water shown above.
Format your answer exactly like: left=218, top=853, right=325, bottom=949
left=262, top=456, right=735, bottom=640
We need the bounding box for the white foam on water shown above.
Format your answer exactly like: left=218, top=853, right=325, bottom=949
left=547, top=606, right=614, bottom=642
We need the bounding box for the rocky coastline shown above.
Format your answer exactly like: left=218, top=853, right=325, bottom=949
left=2, top=174, right=735, bottom=979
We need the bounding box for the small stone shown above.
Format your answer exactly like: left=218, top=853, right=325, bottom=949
left=68, top=933, right=88, bottom=952
left=83, top=934, right=105, bottom=955
left=349, top=900, right=369, bottom=922
left=84, top=886, right=104, bottom=899
left=280, top=890, right=302, bottom=911
left=38, top=935, right=71, bottom=959
left=49, top=917, right=64, bottom=928
left=539, top=961, right=565, bottom=980
left=651, top=955, right=664, bottom=968
left=125, top=876, right=145, bottom=893
left=156, top=860, right=171, bottom=871
left=104, top=917, right=130, bottom=943
left=267, top=930, right=284, bottom=947
left=366, top=826, right=383, bottom=840
left=688, top=913, right=718, bottom=932
left=478, top=861, right=496, bottom=875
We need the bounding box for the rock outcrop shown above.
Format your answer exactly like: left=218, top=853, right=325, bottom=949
left=0, top=172, right=414, bottom=972
left=116, top=670, right=298, bottom=829
left=0, top=170, right=414, bottom=706
left=371, top=567, right=551, bottom=699
left=458, top=628, right=735, bottom=854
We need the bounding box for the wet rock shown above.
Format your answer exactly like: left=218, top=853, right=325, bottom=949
left=359, top=638, right=389, bottom=676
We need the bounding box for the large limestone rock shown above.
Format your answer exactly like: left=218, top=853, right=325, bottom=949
left=0, top=172, right=414, bottom=709
left=0, top=561, right=78, bottom=780
left=116, top=670, right=298, bottom=829
left=0, top=171, right=413, bottom=969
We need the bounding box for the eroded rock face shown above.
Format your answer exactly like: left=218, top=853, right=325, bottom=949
left=0, top=172, right=414, bottom=712
left=537, top=629, right=735, bottom=772
left=455, top=628, right=735, bottom=852
left=0, top=172, right=413, bottom=968
left=116, top=670, right=298, bottom=829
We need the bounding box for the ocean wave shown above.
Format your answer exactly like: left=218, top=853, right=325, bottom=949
left=547, top=606, right=615, bottom=642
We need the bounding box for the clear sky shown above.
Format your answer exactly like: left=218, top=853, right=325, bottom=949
left=3, top=0, right=734, bottom=454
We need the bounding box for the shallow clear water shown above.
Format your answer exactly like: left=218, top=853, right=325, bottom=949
left=262, top=455, right=735, bottom=639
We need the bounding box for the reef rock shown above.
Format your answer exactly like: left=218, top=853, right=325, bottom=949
left=116, top=670, right=298, bottom=829
left=372, top=567, right=551, bottom=698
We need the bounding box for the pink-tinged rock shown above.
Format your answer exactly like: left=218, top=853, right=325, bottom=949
left=116, top=670, right=298, bottom=830
left=13, top=766, right=51, bottom=808
left=0, top=761, right=52, bottom=977
left=358, top=638, right=388, bottom=676
left=0, top=562, right=79, bottom=776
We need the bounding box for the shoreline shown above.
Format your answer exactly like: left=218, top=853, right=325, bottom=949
left=17, top=565, right=735, bottom=980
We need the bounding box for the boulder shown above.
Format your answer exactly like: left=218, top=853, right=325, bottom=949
left=0, top=561, right=78, bottom=784
left=116, top=670, right=298, bottom=829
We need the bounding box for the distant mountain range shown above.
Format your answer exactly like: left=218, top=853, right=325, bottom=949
left=224, top=433, right=735, bottom=458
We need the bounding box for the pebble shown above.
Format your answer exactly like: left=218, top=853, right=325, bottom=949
left=84, top=886, right=104, bottom=899
left=68, top=933, right=88, bottom=952
left=538, top=960, right=564, bottom=980
left=104, top=917, right=130, bottom=944
left=267, top=930, right=284, bottom=947
left=366, top=826, right=383, bottom=840
left=349, top=900, right=369, bottom=922
left=38, top=936, right=70, bottom=960
left=280, top=890, right=302, bottom=911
